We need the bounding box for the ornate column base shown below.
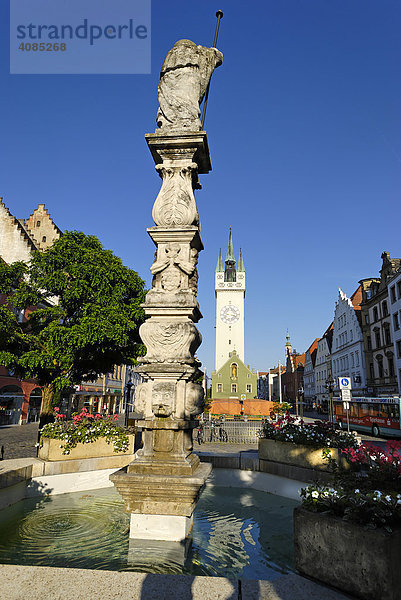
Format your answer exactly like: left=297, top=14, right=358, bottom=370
left=110, top=461, right=212, bottom=541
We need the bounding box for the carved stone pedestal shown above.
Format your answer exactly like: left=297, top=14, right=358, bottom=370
left=111, top=38, right=222, bottom=542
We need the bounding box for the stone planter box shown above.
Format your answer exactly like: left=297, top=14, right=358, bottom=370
left=294, top=506, right=401, bottom=600
left=258, top=438, right=346, bottom=483
left=39, top=435, right=134, bottom=462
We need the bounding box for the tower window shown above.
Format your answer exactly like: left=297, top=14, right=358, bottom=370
left=36, top=220, right=41, bottom=227
left=42, top=236, right=46, bottom=243
left=228, top=339, right=231, bottom=345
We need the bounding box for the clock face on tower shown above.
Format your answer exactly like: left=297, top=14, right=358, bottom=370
left=220, top=305, right=240, bottom=324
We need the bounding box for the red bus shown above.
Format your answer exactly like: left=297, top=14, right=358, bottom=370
left=333, top=396, right=401, bottom=438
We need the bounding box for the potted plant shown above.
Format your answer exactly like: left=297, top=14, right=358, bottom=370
left=294, top=442, right=401, bottom=600
left=38, top=407, right=134, bottom=461
left=258, top=414, right=358, bottom=476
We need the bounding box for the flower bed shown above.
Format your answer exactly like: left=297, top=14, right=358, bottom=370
left=295, top=441, right=401, bottom=600
left=39, top=407, right=131, bottom=458
left=258, top=438, right=344, bottom=474
left=300, top=442, right=401, bottom=530
left=261, top=414, right=359, bottom=450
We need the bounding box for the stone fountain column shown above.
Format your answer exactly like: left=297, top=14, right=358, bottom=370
left=111, top=39, right=222, bottom=542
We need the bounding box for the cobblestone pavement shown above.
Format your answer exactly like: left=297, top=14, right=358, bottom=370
left=0, top=423, right=39, bottom=460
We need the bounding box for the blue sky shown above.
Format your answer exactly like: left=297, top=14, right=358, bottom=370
left=1, top=0, right=401, bottom=378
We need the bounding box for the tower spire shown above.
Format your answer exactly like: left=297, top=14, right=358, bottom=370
left=225, top=228, right=235, bottom=263
left=216, top=248, right=224, bottom=272
left=285, top=329, right=292, bottom=358
left=224, top=228, right=236, bottom=282
left=237, top=248, right=245, bottom=272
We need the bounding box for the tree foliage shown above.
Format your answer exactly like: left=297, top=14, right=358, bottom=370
left=0, top=231, right=146, bottom=414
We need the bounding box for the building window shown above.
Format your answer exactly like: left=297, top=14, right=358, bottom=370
left=377, top=356, right=384, bottom=378
left=369, top=363, right=374, bottom=379
left=393, top=313, right=400, bottom=331
left=36, top=220, right=41, bottom=227
left=217, top=384, right=223, bottom=393
left=367, top=336, right=372, bottom=350
left=373, top=307, right=378, bottom=322
left=355, top=351, right=359, bottom=367
left=384, top=326, right=392, bottom=346
left=218, top=373, right=221, bottom=378
left=375, top=330, right=381, bottom=349
left=382, top=301, right=388, bottom=317
left=390, top=286, right=397, bottom=303
left=246, top=384, right=252, bottom=393
left=397, top=281, right=401, bottom=299
left=42, top=235, right=46, bottom=243
left=231, top=383, right=237, bottom=393
left=388, top=356, right=395, bottom=378
left=365, top=314, right=369, bottom=325
left=397, top=340, right=401, bottom=360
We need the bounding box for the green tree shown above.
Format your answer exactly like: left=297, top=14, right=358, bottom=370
left=0, top=231, right=146, bottom=422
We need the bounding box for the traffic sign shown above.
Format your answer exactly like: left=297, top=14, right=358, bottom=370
left=341, top=389, right=351, bottom=401
left=339, top=377, right=352, bottom=390
left=343, top=401, right=350, bottom=410
left=240, top=394, right=246, bottom=400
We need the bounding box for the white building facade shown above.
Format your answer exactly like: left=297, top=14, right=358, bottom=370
left=314, top=325, right=333, bottom=407
left=388, top=270, right=401, bottom=395
left=331, top=287, right=367, bottom=396
left=303, top=339, right=319, bottom=405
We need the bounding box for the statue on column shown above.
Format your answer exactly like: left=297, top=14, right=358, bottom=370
left=156, top=39, right=223, bottom=132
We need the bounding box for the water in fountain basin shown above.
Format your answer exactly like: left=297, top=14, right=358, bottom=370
left=0, top=486, right=298, bottom=579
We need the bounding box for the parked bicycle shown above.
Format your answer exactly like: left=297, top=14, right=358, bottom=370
left=209, top=419, right=228, bottom=443
left=196, top=423, right=205, bottom=444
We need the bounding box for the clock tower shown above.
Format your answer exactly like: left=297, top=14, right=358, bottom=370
left=215, top=230, right=245, bottom=370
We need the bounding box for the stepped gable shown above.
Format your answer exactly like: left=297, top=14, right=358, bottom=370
left=0, top=197, right=37, bottom=264
left=24, top=204, right=62, bottom=251
left=306, top=337, right=320, bottom=367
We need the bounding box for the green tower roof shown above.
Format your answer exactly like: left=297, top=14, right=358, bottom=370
left=216, top=249, right=224, bottom=272
left=225, top=229, right=235, bottom=263
left=237, top=249, right=245, bottom=272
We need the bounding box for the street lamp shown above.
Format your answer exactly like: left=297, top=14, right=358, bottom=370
left=325, top=376, right=335, bottom=424
left=124, top=377, right=133, bottom=428
left=297, top=386, right=304, bottom=419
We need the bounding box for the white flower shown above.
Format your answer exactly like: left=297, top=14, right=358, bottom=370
left=354, top=489, right=360, bottom=494
left=385, top=495, right=392, bottom=503
left=311, top=491, right=319, bottom=499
